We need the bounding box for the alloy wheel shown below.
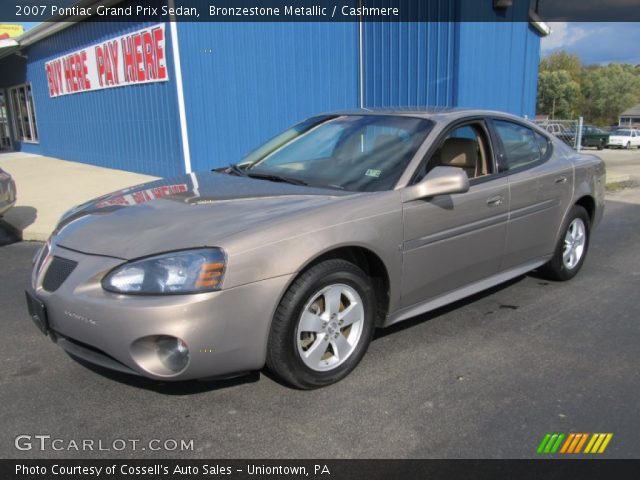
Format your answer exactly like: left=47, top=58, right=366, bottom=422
left=295, top=284, right=365, bottom=372
left=562, top=218, right=586, bottom=270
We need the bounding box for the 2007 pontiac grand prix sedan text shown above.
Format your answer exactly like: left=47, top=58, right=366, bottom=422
left=26, top=109, right=605, bottom=389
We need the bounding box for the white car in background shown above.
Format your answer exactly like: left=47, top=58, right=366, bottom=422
left=607, top=129, right=640, bottom=149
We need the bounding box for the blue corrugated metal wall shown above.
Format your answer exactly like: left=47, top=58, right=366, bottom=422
left=455, top=22, right=540, bottom=117
left=176, top=22, right=359, bottom=172
left=364, top=22, right=457, bottom=108
left=16, top=15, right=184, bottom=177
left=362, top=4, right=539, bottom=115
left=363, top=0, right=457, bottom=108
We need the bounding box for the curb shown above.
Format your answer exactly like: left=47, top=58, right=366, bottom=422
left=18, top=230, right=51, bottom=242
left=0, top=219, right=50, bottom=242
left=606, top=174, right=632, bottom=186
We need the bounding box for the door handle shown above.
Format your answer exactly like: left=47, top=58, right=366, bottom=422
left=554, top=176, right=568, bottom=184
left=486, top=195, right=504, bottom=207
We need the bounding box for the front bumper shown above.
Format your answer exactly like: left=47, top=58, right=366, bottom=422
left=28, top=243, right=293, bottom=381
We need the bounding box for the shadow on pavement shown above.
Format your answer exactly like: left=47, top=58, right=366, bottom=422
left=3, top=205, right=37, bottom=234
left=0, top=221, right=20, bottom=246
left=374, top=275, right=526, bottom=340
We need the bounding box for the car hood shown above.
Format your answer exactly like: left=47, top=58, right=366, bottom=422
left=608, top=135, right=629, bottom=141
left=53, top=171, right=354, bottom=259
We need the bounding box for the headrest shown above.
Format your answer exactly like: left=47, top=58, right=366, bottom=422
left=439, top=138, right=478, bottom=168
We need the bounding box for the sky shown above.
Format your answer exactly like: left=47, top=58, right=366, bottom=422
left=541, top=22, right=640, bottom=65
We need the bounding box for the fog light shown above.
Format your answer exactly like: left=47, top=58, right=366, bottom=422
left=156, top=336, right=189, bottom=373
left=130, top=335, right=191, bottom=377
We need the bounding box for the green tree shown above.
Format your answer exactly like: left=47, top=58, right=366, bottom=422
left=537, top=50, right=640, bottom=124
left=537, top=70, right=581, bottom=119
left=580, top=64, right=640, bottom=125
left=540, top=51, right=582, bottom=83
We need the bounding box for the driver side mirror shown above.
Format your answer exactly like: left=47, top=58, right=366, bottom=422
left=402, top=166, right=470, bottom=203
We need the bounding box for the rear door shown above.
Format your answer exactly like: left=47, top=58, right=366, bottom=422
left=490, top=119, right=573, bottom=271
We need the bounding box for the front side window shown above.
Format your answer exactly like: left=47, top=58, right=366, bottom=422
left=493, top=120, right=541, bottom=171
left=415, top=123, right=493, bottom=183
left=8, top=84, right=38, bottom=143
left=241, top=115, right=433, bottom=192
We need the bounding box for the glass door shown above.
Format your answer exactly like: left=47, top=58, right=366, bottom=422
left=0, top=91, right=12, bottom=151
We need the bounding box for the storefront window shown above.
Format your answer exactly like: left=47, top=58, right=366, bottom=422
left=8, top=84, right=38, bottom=143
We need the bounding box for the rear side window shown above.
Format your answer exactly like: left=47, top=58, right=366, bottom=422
left=493, top=120, right=542, bottom=171
left=535, top=131, right=550, bottom=158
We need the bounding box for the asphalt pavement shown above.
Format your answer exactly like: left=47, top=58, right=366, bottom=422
left=1, top=192, right=639, bottom=459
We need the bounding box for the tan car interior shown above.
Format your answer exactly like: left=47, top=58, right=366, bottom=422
left=428, top=125, right=491, bottom=179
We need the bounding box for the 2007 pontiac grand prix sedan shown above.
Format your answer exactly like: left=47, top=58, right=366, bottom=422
left=26, top=109, right=605, bottom=389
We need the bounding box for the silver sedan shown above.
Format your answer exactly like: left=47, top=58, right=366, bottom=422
left=26, top=109, right=605, bottom=388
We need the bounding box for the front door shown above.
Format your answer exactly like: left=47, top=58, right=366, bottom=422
left=400, top=121, right=509, bottom=308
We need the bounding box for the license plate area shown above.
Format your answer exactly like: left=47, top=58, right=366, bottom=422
left=25, top=291, right=48, bottom=335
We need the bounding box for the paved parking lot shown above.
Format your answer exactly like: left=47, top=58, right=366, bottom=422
left=592, top=147, right=640, bottom=185
left=1, top=189, right=640, bottom=459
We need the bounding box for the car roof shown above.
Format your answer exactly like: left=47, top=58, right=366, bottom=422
left=323, top=107, right=529, bottom=124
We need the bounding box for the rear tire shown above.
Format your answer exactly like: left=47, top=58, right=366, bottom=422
left=266, top=259, right=376, bottom=389
left=539, top=205, right=590, bottom=281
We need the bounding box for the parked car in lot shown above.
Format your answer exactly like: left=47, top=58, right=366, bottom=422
left=563, top=125, right=610, bottom=150
left=0, top=168, right=16, bottom=217
left=26, top=109, right=605, bottom=389
left=607, top=128, right=640, bottom=149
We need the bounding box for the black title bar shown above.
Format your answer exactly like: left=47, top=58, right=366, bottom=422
left=3, top=0, right=640, bottom=23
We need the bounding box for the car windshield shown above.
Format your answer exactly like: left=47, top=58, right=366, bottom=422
left=613, top=129, right=632, bottom=136
left=238, top=115, right=434, bottom=192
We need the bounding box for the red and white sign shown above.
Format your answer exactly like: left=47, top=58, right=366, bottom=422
left=95, top=184, right=188, bottom=208
left=45, top=24, right=168, bottom=98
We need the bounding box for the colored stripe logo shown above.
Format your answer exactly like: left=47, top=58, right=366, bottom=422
left=537, top=433, right=613, bottom=454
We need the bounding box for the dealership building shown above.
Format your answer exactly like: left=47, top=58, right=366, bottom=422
left=0, top=0, right=547, bottom=178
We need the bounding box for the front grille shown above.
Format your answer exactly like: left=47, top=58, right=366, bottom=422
left=42, top=256, right=78, bottom=292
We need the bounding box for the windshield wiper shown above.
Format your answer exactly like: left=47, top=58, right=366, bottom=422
left=245, top=171, right=308, bottom=186
left=225, top=163, right=248, bottom=176
left=224, top=163, right=308, bottom=186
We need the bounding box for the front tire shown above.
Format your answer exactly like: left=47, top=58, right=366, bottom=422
left=539, top=205, right=590, bottom=281
left=266, top=259, right=376, bottom=389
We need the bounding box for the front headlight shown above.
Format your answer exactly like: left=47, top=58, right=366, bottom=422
left=102, top=248, right=226, bottom=295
